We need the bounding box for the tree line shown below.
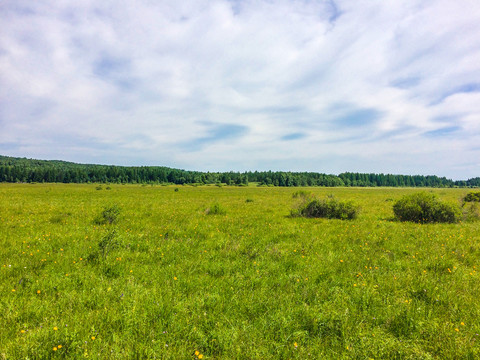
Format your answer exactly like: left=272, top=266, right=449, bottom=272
left=0, top=155, right=478, bottom=188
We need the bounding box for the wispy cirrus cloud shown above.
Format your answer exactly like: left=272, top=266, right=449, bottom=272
left=184, top=122, right=249, bottom=151
left=1, top=0, right=479, bottom=178
left=281, top=133, right=307, bottom=141
left=424, top=126, right=461, bottom=138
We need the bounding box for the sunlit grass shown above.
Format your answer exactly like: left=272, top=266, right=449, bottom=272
left=1, top=184, right=479, bottom=359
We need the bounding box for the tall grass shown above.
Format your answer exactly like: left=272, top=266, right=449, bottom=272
left=0, top=184, right=479, bottom=359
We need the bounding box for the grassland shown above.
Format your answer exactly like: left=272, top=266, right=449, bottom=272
left=1, top=184, right=479, bottom=359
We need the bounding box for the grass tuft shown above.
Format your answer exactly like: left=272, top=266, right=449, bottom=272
left=205, top=202, right=226, bottom=215
left=94, top=204, right=121, bottom=225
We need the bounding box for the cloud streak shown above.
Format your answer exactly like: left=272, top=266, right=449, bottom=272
left=1, top=0, right=480, bottom=179
left=184, top=122, right=249, bottom=151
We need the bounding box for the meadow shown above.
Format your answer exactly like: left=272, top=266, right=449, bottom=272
left=1, top=183, right=479, bottom=359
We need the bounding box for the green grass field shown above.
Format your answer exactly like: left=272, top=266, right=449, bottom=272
left=1, top=184, right=479, bottom=359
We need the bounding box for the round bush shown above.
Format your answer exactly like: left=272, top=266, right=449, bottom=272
left=463, top=191, right=480, bottom=203
left=295, top=197, right=359, bottom=220
left=393, top=192, right=460, bottom=223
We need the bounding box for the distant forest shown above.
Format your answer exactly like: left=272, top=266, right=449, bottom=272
left=1, top=155, right=479, bottom=188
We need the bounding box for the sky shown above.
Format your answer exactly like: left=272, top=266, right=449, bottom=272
left=1, top=0, right=480, bottom=180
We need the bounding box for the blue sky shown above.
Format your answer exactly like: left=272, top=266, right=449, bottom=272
left=1, top=0, right=480, bottom=179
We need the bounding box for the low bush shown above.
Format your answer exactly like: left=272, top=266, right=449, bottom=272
left=87, top=230, right=119, bottom=262
left=292, top=190, right=313, bottom=199
left=462, top=202, right=480, bottom=222
left=293, top=196, right=359, bottom=220
left=463, top=191, right=480, bottom=203
left=98, top=229, right=119, bottom=257
left=393, top=192, right=460, bottom=223
left=94, top=204, right=121, bottom=225
left=205, top=203, right=226, bottom=215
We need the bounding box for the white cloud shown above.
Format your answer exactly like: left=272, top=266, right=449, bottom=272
left=1, top=0, right=480, bottom=179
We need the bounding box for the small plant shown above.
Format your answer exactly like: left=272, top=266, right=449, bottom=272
left=462, top=202, right=480, bottom=222
left=393, top=192, right=460, bottom=223
left=174, top=188, right=179, bottom=192
left=463, top=191, right=480, bottom=203
left=205, top=203, right=226, bottom=215
left=292, top=190, right=313, bottom=199
left=98, top=230, right=118, bottom=258
left=292, top=196, right=359, bottom=220
left=94, top=204, right=121, bottom=225
left=88, top=230, right=119, bottom=262
left=49, top=212, right=70, bottom=224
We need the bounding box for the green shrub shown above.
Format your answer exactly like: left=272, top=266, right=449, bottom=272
left=87, top=230, right=119, bottom=262
left=462, top=202, right=480, bottom=222
left=292, top=190, right=313, bottom=199
left=205, top=203, right=226, bottom=215
left=98, top=230, right=118, bottom=257
left=94, top=204, right=121, bottom=225
left=463, top=191, right=480, bottom=203
left=393, top=192, right=460, bottom=223
left=293, top=196, right=359, bottom=220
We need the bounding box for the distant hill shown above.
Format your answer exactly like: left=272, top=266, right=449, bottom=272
left=0, top=155, right=478, bottom=187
